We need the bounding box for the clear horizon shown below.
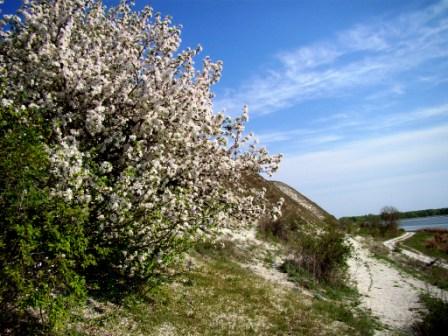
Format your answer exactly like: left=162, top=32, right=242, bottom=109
left=2, top=0, right=447, bottom=217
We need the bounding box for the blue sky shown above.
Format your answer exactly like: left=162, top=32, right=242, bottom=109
left=2, top=0, right=448, bottom=217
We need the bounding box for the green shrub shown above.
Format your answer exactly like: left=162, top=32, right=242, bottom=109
left=284, top=226, right=352, bottom=284
left=1, top=1, right=281, bottom=332
left=0, top=102, right=92, bottom=332
left=258, top=209, right=305, bottom=242
left=2, top=0, right=281, bottom=286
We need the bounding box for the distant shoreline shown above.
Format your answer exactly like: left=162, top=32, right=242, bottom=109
left=400, top=215, right=448, bottom=232
left=340, top=207, right=448, bottom=222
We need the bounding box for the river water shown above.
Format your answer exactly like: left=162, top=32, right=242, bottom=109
left=400, top=215, right=448, bottom=231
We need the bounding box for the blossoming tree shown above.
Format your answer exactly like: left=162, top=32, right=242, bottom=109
left=0, top=0, right=281, bottom=285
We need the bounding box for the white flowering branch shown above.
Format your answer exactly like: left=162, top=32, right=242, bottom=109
left=0, top=0, right=282, bottom=278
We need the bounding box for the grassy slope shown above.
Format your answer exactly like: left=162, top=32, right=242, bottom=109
left=57, top=177, right=379, bottom=336
left=412, top=293, right=448, bottom=336
left=65, top=241, right=378, bottom=336
left=356, top=226, right=405, bottom=241
left=245, top=174, right=335, bottom=225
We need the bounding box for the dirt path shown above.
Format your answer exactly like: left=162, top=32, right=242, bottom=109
left=384, top=232, right=448, bottom=270
left=383, top=232, right=415, bottom=250
left=223, top=229, right=448, bottom=334
left=348, top=236, right=448, bottom=334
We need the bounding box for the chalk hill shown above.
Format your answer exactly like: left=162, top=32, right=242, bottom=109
left=243, top=174, right=336, bottom=229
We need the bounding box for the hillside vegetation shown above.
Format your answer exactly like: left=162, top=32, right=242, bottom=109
left=0, top=2, right=376, bottom=335
left=2, top=174, right=379, bottom=335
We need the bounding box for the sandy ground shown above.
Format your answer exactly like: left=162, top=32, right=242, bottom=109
left=383, top=232, right=415, bottom=250
left=348, top=236, right=448, bottom=334
left=222, top=228, right=448, bottom=334
left=220, top=227, right=296, bottom=289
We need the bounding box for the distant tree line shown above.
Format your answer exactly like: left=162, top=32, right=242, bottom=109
left=340, top=207, right=448, bottom=239
left=340, top=207, right=448, bottom=223
left=398, top=208, right=448, bottom=219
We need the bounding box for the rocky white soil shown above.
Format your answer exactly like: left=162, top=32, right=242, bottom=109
left=348, top=236, right=448, bottom=334
left=219, top=227, right=295, bottom=289
left=272, top=181, right=326, bottom=220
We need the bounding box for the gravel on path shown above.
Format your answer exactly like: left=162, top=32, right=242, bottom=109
left=348, top=236, right=447, bottom=334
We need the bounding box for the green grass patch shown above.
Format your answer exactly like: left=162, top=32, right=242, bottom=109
left=312, top=299, right=380, bottom=336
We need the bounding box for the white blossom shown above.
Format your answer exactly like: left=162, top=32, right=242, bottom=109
left=1, top=98, right=12, bottom=107
left=0, top=0, right=282, bottom=278
left=100, top=161, right=113, bottom=174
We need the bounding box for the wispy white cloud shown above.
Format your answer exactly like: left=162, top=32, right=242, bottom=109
left=418, top=73, right=448, bottom=86
left=258, top=128, right=343, bottom=147
left=214, top=1, right=448, bottom=115
left=257, top=103, right=448, bottom=147
left=277, top=44, right=343, bottom=73
left=313, top=113, right=351, bottom=124
left=256, top=128, right=315, bottom=144
left=366, top=103, right=448, bottom=130
left=365, top=83, right=405, bottom=100
left=212, top=1, right=448, bottom=216
left=301, top=134, right=343, bottom=146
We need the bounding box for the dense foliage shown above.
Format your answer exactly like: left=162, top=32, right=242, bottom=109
left=0, top=0, right=281, bottom=330
left=0, top=98, right=92, bottom=330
